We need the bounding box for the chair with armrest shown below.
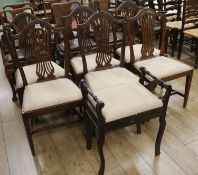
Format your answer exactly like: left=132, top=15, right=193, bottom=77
left=77, top=12, right=172, bottom=175
left=10, top=19, right=83, bottom=155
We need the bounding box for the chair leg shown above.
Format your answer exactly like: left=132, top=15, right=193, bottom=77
left=155, top=116, right=166, bottom=156
left=177, top=32, right=184, bottom=60
left=183, top=72, right=193, bottom=108
left=194, top=39, right=198, bottom=69
left=5, top=71, right=17, bottom=101
left=23, top=117, right=35, bottom=156
left=97, top=127, right=105, bottom=175
left=171, top=29, right=178, bottom=57
left=85, top=113, right=94, bottom=150
left=136, top=123, right=141, bottom=134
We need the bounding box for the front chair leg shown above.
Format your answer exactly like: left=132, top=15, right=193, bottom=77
left=155, top=116, right=166, bottom=156
left=97, top=127, right=105, bottom=175
left=183, top=72, right=193, bottom=108
left=136, top=123, right=141, bottom=134
left=23, top=116, right=35, bottom=156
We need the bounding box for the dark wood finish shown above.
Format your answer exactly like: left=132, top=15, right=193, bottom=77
left=77, top=12, right=172, bottom=175
left=9, top=19, right=83, bottom=155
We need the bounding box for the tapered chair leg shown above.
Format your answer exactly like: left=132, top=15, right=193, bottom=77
left=23, top=117, right=35, bottom=156
left=97, top=128, right=105, bottom=175
left=155, top=116, right=166, bottom=156
left=183, top=72, right=193, bottom=108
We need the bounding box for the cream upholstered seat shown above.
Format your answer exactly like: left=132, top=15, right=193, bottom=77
left=116, top=44, right=161, bottom=63
left=15, top=61, right=65, bottom=88
left=70, top=53, right=120, bottom=75
left=90, top=82, right=162, bottom=123
left=166, top=15, right=177, bottom=21
left=166, top=21, right=195, bottom=30
left=22, top=78, right=82, bottom=113
left=85, top=67, right=139, bottom=92
left=184, top=28, right=198, bottom=38
left=134, top=56, right=193, bottom=79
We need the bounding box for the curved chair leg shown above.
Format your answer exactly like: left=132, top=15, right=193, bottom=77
left=183, top=72, right=193, bottom=108
left=177, top=32, right=184, bottom=60
left=23, top=117, right=35, bottom=156
left=97, top=128, right=105, bottom=175
left=155, top=116, right=166, bottom=156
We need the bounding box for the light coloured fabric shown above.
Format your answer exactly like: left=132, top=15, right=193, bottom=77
left=91, top=82, right=162, bottom=123
left=166, top=15, right=177, bottom=21
left=22, top=78, right=82, bottom=113
left=134, top=56, right=192, bottom=79
left=166, top=21, right=195, bottom=30
left=184, top=28, right=198, bottom=38
left=85, top=67, right=139, bottom=92
left=70, top=53, right=120, bottom=75
left=15, top=61, right=65, bottom=89
left=116, top=44, right=161, bottom=63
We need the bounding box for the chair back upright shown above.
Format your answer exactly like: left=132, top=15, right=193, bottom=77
left=125, top=8, right=167, bottom=64
left=77, top=12, right=123, bottom=74
left=163, top=0, right=182, bottom=21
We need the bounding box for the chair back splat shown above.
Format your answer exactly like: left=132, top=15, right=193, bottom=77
left=125, top=8, right=166, bottom=64
left=77, top=12, right=123, bottom=74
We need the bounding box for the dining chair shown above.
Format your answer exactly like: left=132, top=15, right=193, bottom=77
left=123, top=8, right=193, bottom=108
left=77, top=12, right=172, bottom=175
left=9, top=19, right=83, bottom=155
left=1, top=12, right=39, bottom=101
left=61, top=5, right=95, bottom=82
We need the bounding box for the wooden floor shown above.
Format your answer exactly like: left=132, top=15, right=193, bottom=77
left=0, top=50, right=198, bottom=175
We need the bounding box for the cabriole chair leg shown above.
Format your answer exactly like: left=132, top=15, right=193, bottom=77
left=155, top=115, right=166, bottom=156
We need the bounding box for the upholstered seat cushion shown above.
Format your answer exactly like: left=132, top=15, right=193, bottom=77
left=184, top=28, right=198, bottom=38
left=166, top=21, right=195, bottom=30
left=134, top=56, right=192, bottom=79
left=22, top=78, right=82, bottom=113
left=15, top=61, right=65, bottom=89
left=166, top=15, right=177, bottom=21
left=90, top=82, right=162, bottom=123
left=116, top=44, right=161, bottom=63
left=70, top=53, right=120, bottom=75
left=85, top=67, right=138, bottom=92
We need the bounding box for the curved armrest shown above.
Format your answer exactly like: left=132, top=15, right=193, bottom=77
left=139, top=66, right=172, bottom=107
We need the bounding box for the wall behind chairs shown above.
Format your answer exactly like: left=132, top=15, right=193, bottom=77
left=0, top=0, right=30, bottom=9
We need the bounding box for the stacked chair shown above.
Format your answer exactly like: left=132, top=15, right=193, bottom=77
left=0, top=0, right=195, bottom=175
left=177, top=0, right=198, bottom=68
